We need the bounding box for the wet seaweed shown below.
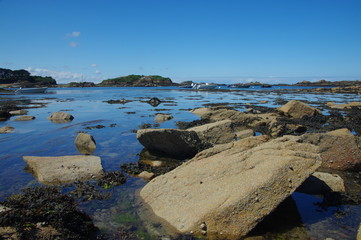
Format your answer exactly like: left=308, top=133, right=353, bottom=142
left=0, top=186, right=97, bottom=239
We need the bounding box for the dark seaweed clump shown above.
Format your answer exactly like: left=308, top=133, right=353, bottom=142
left=0, top=186, right=97, bottom=239
left=120, top=161, right=181, bottom=177
left=97, top=171, right=127, bottom=189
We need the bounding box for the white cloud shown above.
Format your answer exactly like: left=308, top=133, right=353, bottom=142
left=26, top=67, right=83, bottom=84
left=26, top=67, right=104, bottom=84
left=91, top=64, right=97, bottom=67
left=66, top=31, right=81, bottom=38
left=95, top=70, right=101, bottom=74
left=69, top=41, right=78, bottom=47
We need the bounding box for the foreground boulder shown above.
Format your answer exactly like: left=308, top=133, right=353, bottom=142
left=47, top=111, right=74, bottom=123
left=23, top=155, right=103, bottom=185
left=278, top=100, right=322, bottom=118
left=74, top=132, right=96, bottom=154
left=300, top=131, right=361, bottom=171
left=136, top=129, right=210, bottom=159
left=140, top=135, right=321, bottom=239
left=189, top=120, right=236, bottom=144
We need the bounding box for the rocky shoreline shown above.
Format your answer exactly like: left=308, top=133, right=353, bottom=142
left=0, top=90, right=360, bottom=239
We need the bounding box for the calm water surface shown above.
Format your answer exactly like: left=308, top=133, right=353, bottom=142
left=0, top=87, right=360, bottom=239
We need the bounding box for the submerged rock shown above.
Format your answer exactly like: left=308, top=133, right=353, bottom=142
left=9, top=109, right=28, bottom=115
left=74, top=132, right=96, bottom=155
left=48, top=111, right=74, bottom=123
left=148, top=97, right=162, bottom=107
left=140, top=135, right=321, bottom=239
left=278, top=100, right=322, bottom=119
left=13, top=115, right=35, bottom=121
left=0, top=126, right=14, bottom=134
left=155, top=113, right=173, bottom=123
left=23, top=155, right=103, bottom=185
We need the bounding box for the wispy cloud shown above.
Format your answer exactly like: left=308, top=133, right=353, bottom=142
left=65, top=31, right=81, bottom=47
left=91, top=64, right=97, bottom=67
left=26, top=67, right=104, bottom=84
left=26, top=67, right=83, bottom=84
left=95, top=70, right=101, bottom=74
left=69, top=41, right=78, bottom=47
left=66, top=31, right=81, bottom=38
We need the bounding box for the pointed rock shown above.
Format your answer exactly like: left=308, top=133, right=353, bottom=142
left=278, top=100, right=322, bottom=118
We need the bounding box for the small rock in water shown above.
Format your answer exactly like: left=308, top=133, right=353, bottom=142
left=48, top=111, right=74, bottom=123
left=75, top=132, right=96, bottom=155
left=13, top=115, right=35, bottom=121
left=0, top=126, right=14, bottom=134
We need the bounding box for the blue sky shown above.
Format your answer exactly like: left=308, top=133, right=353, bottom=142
left=1, top=0, right=360, bottom=84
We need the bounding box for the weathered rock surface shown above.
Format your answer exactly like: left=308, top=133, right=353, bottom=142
left=357, top=223, right=361, bottom=240
left=155, top=113, right=173, bottom=123
left=136, top=128, right=211, bottom=159
left=74, top=132, right=96, bottom=154
left=47, top=111, right=74, bottom=123
left=138, top=171, right=155, bottom=181
left=140, top=135, right=321, bottom=239
left=190, top=107, right=284, bottom=137
left=235, top=129, right=255, bottom=140
left=297, top=172, right=345, bottom=194
left=300, top=132, right=361, bottom=171
left=0, top=126, right=14, bottom=134
left=189, top=120, right=235, bottom=144
left=23, top=155, right=103, bottom=185
left=327, top=128, right=354, bottom=137
left=13, top=115, right=35, bottom=121
left=9, top=110, right=28, bottom=115
left=327, top=101, right=361, bottom=109
left=278, top=100, right=322, bottom=118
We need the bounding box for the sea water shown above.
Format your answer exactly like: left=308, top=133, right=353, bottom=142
left=0, top=86, right=360, bottom=239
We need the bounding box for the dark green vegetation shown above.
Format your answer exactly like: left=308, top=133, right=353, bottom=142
left=0, top=68, right=57, bottom=86
left=100, top=75, right=175, bottom=87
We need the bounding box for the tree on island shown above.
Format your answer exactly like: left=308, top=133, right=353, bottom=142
left=0, top=68, right=57, bottom=86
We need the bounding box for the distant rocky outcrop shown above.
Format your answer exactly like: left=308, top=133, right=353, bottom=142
left=0, top=68, right=57, bottom=86
left=295, top=79, right=361, bottom=87
left=100, top=75, right=177, bottom=87
left=68, top=82, right=96, bottom=87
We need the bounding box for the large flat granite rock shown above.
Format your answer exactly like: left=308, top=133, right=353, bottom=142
left=140, top=135, right=321, bottom=239
left=23, top=155, right=103, bottom=185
